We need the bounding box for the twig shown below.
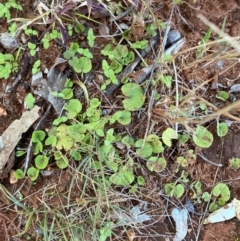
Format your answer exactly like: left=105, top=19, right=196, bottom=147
left=198, top=152, right=222, bottom=167
left=23, top=105, right=52, bottom=175
left=173, top=58, right=179, bottom=134
left=7, top=55, right=31, bottom=93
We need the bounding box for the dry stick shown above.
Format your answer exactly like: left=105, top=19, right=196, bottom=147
left=172, top=59, right=179, bottom=134
left=23, top=105, right=52, bottom=175
left=198, top=152, right=222, bottom=167
left=7, top=54, right=31, bottom=93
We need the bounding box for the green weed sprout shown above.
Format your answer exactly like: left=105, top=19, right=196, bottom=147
left=229, top=157, right=240, bottom=169
left=0, top=0, right=22, bottom=21
left=32, top=60, right=41, bottom=75
left=0, top=53, right=18, bottom=79
left=208, top=183, right=230, bottom=211
left=63, top=42, right=93, bottom=74
left=24, top=93, right=35, bottom=110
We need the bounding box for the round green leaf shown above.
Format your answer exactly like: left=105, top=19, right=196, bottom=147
left=217, top=122, right=228, bottom=137
left=73, top=57, right=92, bottom=73
left=193, top=126, right=213, bottom=148
left=31, top=130, right=45, bottom=142
left=56, top=156, right=69, bottom=169
left=162, top=128, right=177, bottom=147
left=27, top=167, right=39, bottom=181
left=35, top=155, right=49, bottom=169
left=147, top=157, right=166, bottom=172
left=70, top=150, right=81, bottom=161
left=137, top=176, right=145, bottom=185
left=90, top=98, right=101, bottom=108
left=202, top=192, right=211, bottom=202
left=164, top=183, right=175, bottom=196
left=121, top=135, right=134, bottom=148
left=212, top=183, right=230, bottom=201
left=174, top=184, right=185, bottom=198
left=115, top=110, right=131, bottom=125
left=65, top=99, right=82, bottom=118
left=121, top=83, right=145, bottom=111
left=109, top=171, right=135, bottom=186
left=14, top=169, right=24, bottom=179
left=135, top=139, right=152, bottom=158
left=45, top=135, right=57, bottom=147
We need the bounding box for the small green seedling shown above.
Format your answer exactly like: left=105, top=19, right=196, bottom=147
left=210, top=183, right=230, bottom=210
left=27, top=167, right=39, bottom=181
left=63, top=42, right=93, bottom=74
left=135, top=134, right=164, bottom=159
left=157, top=74, right=172, bottom=88
left=102, top=59, right=118, bottom=85
left=146, top=23, right=158, bottom=36
left=24, top=93, right=35, bottom=110
left=14, top=169, right=24, bottom=179
left=229, top=157, right=240, bottom=169
left=32, top=60, right=41, bottom=75
left=193, top=125, right=213, bottom=148
left=109, top=169, right=135, bottom=186
left=0, top=53, right=18, bottom=79
left=121, top=135, right=135, bottom=148
left=8, top=22, right=17, bottom=35
left=41, top=30, right=60, bottom=49
left=0, top=0, right=22, bottom=21
left=64, top=99, right=82, bottom=118
left=137, top=176, right=145, bottom=185
left=191, top=181, right=203, bottom=203
left=24, top=28, right=38, bottom=36
left=131, top=40, right=148, bottom=49
left=121, top=83, right=145, bottom=111
left=110, top=110, right=131, bottom=125
left=135, top=139, right=152, bottom=158
left=197, top=28, right=212, bottom=58
left=217, top=121, right=228, bottom=137
left=69, top=56, right=92, bottom=73
left=99, top=222, right=113, bottom=241
left=51, top=80, right=74, bottom=100
left=28, top=42, right=37, bottom=56
left=35, top=155, right=49, bottom=169
left=202, top=192, right=211, bottom=202
left=54, top=152, right=69, bottom=169
left=146, top=134, right=164, bottom=153
left=176, top=156, right=188, bottom=167
left=178, top=134, right=189, bottom=144
left=87, top=28, right=95, bottom=47
left=101, top=43, right=135, bottom=87
left=162, top=128, right=178, bottom=147
left=216, top=91, right=229, bottom=101
left=147, top=157, right=166, bottom=172
left=164, top=182, right=185, bottom=198
left=31, top=130, right=45, bottom=155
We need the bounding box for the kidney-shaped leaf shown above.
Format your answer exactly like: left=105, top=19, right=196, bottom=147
left=121, top=83, right=145, bottom=111
left=193, top=126, right=213, bottom=148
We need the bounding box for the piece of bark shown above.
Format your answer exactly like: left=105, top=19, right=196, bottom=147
left=0, top=105, right=40, bottom=177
